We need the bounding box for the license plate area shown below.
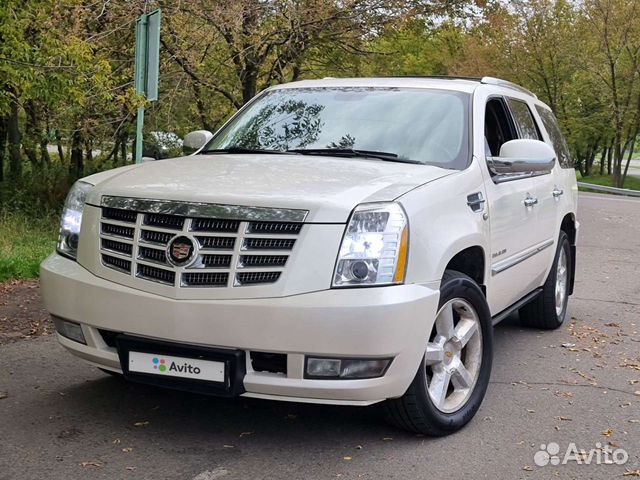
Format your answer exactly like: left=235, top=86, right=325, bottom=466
left=116, top=335, right=245, bottom=397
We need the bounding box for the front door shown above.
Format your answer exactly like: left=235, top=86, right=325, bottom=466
left=481, top=97, right=551, bottom=314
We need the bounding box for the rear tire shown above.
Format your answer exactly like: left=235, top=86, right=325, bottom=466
left=520, top=231, right=571, bottom=330
left=384, top=270, right=493, bottom=436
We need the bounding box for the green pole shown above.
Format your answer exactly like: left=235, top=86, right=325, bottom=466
left=134, top=14, right=149, bottom=164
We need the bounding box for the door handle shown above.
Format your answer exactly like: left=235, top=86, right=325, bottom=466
left=523, top=196, right=538, bottom=207
left=552, top=187, right=564, bottom=198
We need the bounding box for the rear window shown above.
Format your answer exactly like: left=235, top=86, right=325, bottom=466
left=535, top=106, right=573, bottom=168
left=507, top=98, right=541, bottom=140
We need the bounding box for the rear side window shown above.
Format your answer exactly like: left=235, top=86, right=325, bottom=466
left=535, top=106, right=573, bottom=168
left=506, top=98, right=541, bottom=140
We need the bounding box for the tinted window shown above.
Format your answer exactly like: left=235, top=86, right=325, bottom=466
left=206, top=87, right=471, bottom=169
left=507, top=98, right=540, bottom=140
left=535, top=106, right=573, bottom=168
left=484, top=98, right=517, bottom=156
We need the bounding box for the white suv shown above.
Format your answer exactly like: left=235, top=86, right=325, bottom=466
left=41, top=76, right=578, bottom=436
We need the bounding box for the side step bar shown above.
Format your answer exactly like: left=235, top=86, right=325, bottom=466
left=491, top=288, right=543, bottom=326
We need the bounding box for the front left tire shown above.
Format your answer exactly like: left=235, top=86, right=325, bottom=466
left=385, top=270, right=493, bottom=436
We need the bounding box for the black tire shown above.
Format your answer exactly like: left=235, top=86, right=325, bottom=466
left=520, top=231, right=571, bottom=330
left=384, top=270, right=493, bottom=436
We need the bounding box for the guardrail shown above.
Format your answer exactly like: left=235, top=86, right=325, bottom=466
left=577, top=182, right=640, bottom=198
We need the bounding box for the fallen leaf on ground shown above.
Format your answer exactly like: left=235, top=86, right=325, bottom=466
left=634, top=391, right=640, bottom=396
left=0, top=392, right=7, bottom=400
left=223, top=445, right=235, bottom=448
left=343, top=456, right=352, bottom=461
left=80, top=461, right=102, bottom=468
left=557, top=416, right=572, bottom=421
left=382, top=437, right=393, bottom=441
left=126, top=466, right=136, bottom=471
left=602, top=428, right=614, bottom=437
left=122, top=447, right=133, bottom=453
left=523, top=465, right=533, bottom=471
left=526, top=409, right=535, bottom=413
left=133, top=421, right=149, bottom=427
left=239, top=431, right=254, bottom=437
left=623, top=470, right=640, bottom=477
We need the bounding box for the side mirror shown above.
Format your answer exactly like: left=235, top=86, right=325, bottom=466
left=183, top=130, right=213, bottom=155
left=487, top=139, right=556, bottom=175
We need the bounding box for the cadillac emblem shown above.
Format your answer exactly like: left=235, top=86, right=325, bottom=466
left=168, top=236, right=195, bottom=266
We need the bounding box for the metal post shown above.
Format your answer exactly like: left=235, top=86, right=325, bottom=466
left=134, top=14, right=149, bottom=164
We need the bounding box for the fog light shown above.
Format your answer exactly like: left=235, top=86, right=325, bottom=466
left=306, top=357, right=392, bottom=379
left=52, top=317, right=86, bottom=344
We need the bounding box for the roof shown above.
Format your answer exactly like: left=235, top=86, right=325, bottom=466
left=271, top=76, right=537, bottom=98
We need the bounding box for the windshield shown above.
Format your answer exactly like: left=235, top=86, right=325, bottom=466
left=204, top=87, right=470, bottom=169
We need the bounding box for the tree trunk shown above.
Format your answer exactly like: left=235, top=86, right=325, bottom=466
left=55, top=129, right=65, bottom=163
left=120, top=132, right=127, bottom=165
left=85, top=141, right=93, bottom=170
left=7, top=93, right=21, bottom=178
left=40, top=110, right=51, bottom=165
left=607, top=140, right=613, bottom=175
left=621, top=134, right=637, bottom=188
left=70, top=128, right=83, bottom=178
left=599, top=145, right=607, bottom=176
left=23, top=100, right=40, bottom=168
left=0, top=116, right=7, bottom=182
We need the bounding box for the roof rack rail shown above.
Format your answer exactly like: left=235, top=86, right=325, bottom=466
left=322, top=75, right=482, bottom=82
left=480, top=77, right=537, bottom=98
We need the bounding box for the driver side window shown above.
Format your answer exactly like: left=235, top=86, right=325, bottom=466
left=484, top=98, right=517, bottom=157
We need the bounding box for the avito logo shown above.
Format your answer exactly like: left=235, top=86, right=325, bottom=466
left=152, top=357, right=202, bottom=375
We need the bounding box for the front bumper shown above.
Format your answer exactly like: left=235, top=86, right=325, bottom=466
left=40, top=253, right=440, bottom=405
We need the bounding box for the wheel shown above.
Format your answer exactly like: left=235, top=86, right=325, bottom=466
left=520, top=231, right=571, bottom=330
left=385, top=270, right=493, bottom=436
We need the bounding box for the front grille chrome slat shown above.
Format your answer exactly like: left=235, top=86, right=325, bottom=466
left=99, top=204, right=303, bottom=288
left=247, top=222, right=302, bottom=235
left=101, top=238, right=133, bottom=256
left=191, top=219, right=240, bottom=233
left=239, top=255, right=288, bottom=268
left=182, top=272, right=228, bottom=287
left=236, top=271, right=282, bottom=286
left=137, top=264, right=176, bottom=285
left=144, top=213, right=184, bottom=230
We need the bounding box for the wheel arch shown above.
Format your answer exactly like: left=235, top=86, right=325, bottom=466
left=560, top=212, right=577, bottom=295
left=442, top=244, right=487, bottom=294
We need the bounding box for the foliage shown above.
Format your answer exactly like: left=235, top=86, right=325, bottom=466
left=0, top=211, right=58, bottom=282
left=2, top=0, right=640, bottom=282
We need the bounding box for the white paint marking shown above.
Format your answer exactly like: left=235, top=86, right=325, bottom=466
left=192, top=467, right=229, bottom=480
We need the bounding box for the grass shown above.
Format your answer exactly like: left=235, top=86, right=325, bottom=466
left=578, top=173, right=640, bottom=191
left=0, top=212, right=58, bottom=283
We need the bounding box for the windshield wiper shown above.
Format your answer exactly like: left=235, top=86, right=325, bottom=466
left=287, top=148, right=423, bottom=164
left=199, top=147, right=290, bottom=155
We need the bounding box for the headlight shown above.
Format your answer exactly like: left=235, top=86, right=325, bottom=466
left=332, top=202, right=409, bottom=287
left=57, top=181, right=93, bottom=260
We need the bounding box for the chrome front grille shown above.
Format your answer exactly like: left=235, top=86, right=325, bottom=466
left=98, top=202, right=303, bottom=288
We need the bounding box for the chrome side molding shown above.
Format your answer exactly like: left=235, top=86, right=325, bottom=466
left=491, top=238, right=554, bottom=276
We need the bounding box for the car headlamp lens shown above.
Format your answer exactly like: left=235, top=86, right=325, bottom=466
left=57, top=181, right=93, bottom=260
left=332, top=202, right=408, bottom=287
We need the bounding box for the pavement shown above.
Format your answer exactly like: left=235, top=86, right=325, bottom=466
left=626, top=159, right=640, bottom=180
left=1, top=192, right=639, bottom=480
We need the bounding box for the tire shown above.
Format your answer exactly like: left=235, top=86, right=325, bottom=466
left=520, top=231, right=571, bottom=330
left=384, top=270, right=493, bottom=436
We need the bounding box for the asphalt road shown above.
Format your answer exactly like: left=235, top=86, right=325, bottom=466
left=1, top=192, right=639, bottom=480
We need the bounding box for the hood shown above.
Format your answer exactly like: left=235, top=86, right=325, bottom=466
left=87, top=154, right=454, bottom=223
